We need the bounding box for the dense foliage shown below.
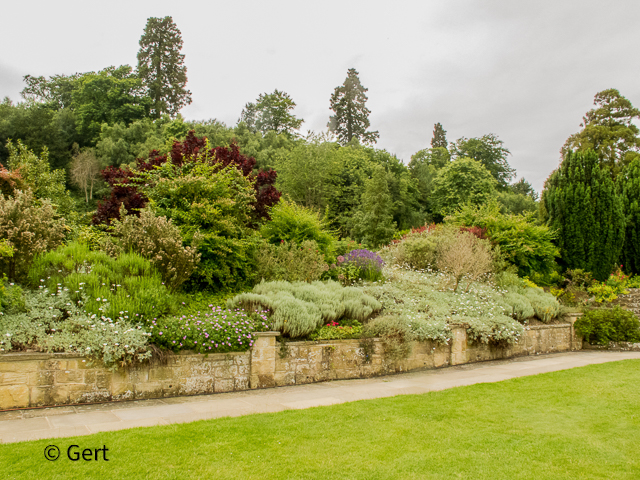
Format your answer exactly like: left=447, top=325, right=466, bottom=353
left=541, top=150, right=625, bottom=281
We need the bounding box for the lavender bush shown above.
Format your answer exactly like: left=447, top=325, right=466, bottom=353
left=343, top=249, right=385, bottom=282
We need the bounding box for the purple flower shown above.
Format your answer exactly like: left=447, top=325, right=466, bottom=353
left=344, top=249, right=385, bottom=272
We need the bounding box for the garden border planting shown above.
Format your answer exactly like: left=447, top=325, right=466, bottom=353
left=0, top=318, right=582, bottom=410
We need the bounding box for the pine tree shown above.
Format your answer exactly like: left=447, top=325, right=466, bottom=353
left=619, top=159, right=640, bottom=274
left=352, top=166, right=396, bottom=247
left=431, top=123, right=447, bottom=149
left=328, top=68, right=379, bottom=146
left=137, top=16, right=192, bottom=118
left=541, top=150, right=625, bottom=280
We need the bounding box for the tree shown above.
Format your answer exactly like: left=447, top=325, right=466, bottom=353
left=21, top=73, right=82, bottom=109
left=6, top=140, right=73, bottom=214
left=509, top=178, right=538, bottom=200
left=72, top=66, right=151, bottom=143
left=0, top=98, right=77, bottom=170
left=93, top=131, right=281, bottom=226
left=450, top=134, right=515, bottom=188
left=541, top=150, right=625, bottom=281
left=328, top=68, right=379, bottom=146
left=70, top=148, right=102, bottom=202
left=562, top=89, right=640, bottom=174
left=137, top=16, right=192, bottom=118
left=431, top=157, right=498, bottom=217
left=239, top=90, right=303, bottom=136
left=352, top=166, right=396, bottom=247
left=619, top=159, right=640, bottom=274
left=431, top=123, right=447, bottom=149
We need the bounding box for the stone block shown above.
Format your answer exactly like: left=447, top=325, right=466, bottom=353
left=182, top=376, right=214, bottom=395
left=234, top=376, right=249, bottom=391
left=0, top=385, right=30, bottom=408
left=111, top=382, right=135, bottom=397
left=274, top=371, right=295, bottom=386
left=251, top=374, right=275, bottom=389
left=0, top=361, right=38, bottom=373
left=214, top=378, right=234, bottom=393
left=1, top=372, right=29, bottom=385
left=55, top=369, right=84, bottom=384
left=30, top=386, right=53, bottom=406
left=149, top=367, right=173, bottom=382
left=96, top=372, right=112, bottom=389
left=50, top=385, right=70, bottom=405
left=84, top=371, right=97, bottom=385
left=134, top=382, right=164, bottom=398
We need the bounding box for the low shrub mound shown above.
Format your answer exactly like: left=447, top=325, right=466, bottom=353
left=575, top=306, right=640, bottom=345
left=0, top=285, right=151, bottom=368
left=255, top=240, right=327, bottom=283
left=28, top=241, right=178, bottom=321
left=148, top=307, right=272, bottom=353
left=227, top=280, right=381, bottom=338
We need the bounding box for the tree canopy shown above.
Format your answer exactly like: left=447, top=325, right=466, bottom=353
left=562, top=88, right=640, bottom=174
left=137, top=16, right=192, bottom=118
left=431, top=157, right=498, bottom=217
left=328, top=68, right=379, bottom=146
left=239, top=90, right=303, bottom=136
left=450, top=134, right=514, bottom=188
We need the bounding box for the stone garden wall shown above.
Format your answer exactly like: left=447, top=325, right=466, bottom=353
left=0, top=319, right=582, bottom=410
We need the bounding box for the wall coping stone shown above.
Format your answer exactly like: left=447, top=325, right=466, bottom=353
left=253, top=331, right=280, bottom=337
left=526, top=324, right=571, bottom=330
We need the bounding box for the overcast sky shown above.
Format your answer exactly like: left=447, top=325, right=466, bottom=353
left=1, top=0, right=639, bottom=192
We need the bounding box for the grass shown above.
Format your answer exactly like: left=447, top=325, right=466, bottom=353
left=1, top=360, right=640, bottom=479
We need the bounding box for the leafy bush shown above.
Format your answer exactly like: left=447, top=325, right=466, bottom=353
left=446, top=201, right=559, bottom=277
left=575, top=307, right=640, bottom=345
left=254, top=240, right=328, bottom=283
left=564, top=269, right=595, bottom=289
left=28, top=242, right=177, bottom=321
left=6, top=140, right=73, bottom=215
left=0, top=286, right=151, bottom=368
left=76, top=225, right=109, bottom=251
left=148, top=306, right=272, bottom=353
left=260, top=200, right=336, bottom=259
left=143, top=162, right=259, bottom=291
left=436, top=231, right=493, bottom=292
left=362, top=315, right=414, bottom=360
left=0, top=190, right=66, bottom=281
left=588, top=283, right=621, bottom=303
left=227, top=280, right=381, bottom=338
left=334, top=238, right=364, bottom=257
left=309, top=320, right=363, bottom=340
left=107, top=206, right=202, bottom=291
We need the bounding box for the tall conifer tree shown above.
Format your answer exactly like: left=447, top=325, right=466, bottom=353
left=619, top=159, right=640, bottom=274
left=328, top=68, right=379, bottom=146
left=541, top=150, right=625, bottom=280
left=431, top=123, right=447, bottom=149
left=137, top=16, right=192, bottom=118
left=352, top=166, right=396, bottom=247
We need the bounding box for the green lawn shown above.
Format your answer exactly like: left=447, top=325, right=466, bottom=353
left=2, top=360, right=640, bottom=480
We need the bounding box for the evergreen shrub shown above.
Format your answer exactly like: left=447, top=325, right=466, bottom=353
left=0, top=190, right=66, bottom=281
left=575, top=306, right=640, bottom=345
left=260, top=200, right=336, bottom=259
